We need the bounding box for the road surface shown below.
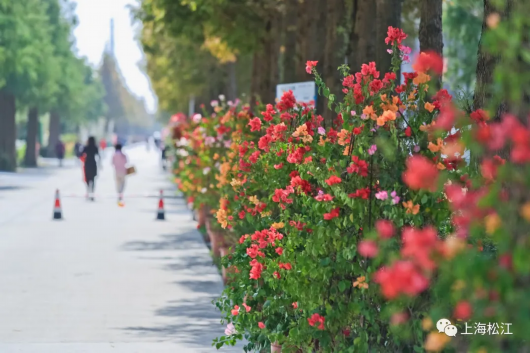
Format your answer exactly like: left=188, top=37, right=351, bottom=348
left=0, top=145, right=236, bottom=353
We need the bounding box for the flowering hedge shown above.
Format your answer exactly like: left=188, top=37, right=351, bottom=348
left=174, top=27, right=530, bottom=352
left=174, top=98, right=258, bottom=229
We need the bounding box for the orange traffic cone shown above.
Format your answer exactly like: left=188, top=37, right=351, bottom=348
left=53, top=189, right=62, bottom=220
left=156, top=190, right=165, bottom=220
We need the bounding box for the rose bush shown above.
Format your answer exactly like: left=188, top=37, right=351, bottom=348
left=175, top=27, right=530, bottom=353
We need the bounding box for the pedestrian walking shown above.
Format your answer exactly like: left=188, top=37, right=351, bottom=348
left=74, top=141, right=82, bottom=157
left=161, top=144, right=168, bottom=170
left=74, top=140, right=83, bottom=165
left=82, top=136, right=100, bottom=201
left=112, top=143, right=128, bottom=202
left=55, top=139, right=65, bottom=167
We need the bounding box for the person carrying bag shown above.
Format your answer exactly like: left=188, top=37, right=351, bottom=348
left=112, top=144, right=134, bottom=203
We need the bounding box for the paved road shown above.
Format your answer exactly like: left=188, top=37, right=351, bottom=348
left=0, top=145, right=236, bottom=352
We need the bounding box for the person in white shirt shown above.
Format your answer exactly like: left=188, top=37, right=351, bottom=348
left=112, top=144, right=128, bottom=202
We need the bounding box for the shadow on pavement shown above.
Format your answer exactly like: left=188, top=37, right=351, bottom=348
left=123, top=297, right=222, bottom=347
left=0, top=186, right=26, bottom=191
left=121, top=227, right=226, bottom=348
left=121, top=231, right=206, bottom=252
left=122, top=231, right=216, bottom=275
left=164, top=256, right=214, bottom=273
left=172, top=280, right=221, bottom=296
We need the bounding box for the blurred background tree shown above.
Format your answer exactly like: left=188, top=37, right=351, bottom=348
left=100, top=51, right=153, bottom=140
left=0, top=0, right=53, bottom=170
left=133, top=0, right=409, bottom=120
left=1, top=0, right=511, bottom=171
left=0, top=0, right=156, bottom=169
left=0, top=0, right=108, bottom=169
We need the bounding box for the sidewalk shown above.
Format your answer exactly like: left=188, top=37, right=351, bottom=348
left=0, top=145, right=236, bottom=352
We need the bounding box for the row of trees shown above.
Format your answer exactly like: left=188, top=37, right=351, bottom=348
left=100, top=53, right=154, bottom=138
left=0, top=0, right=156, bottom=171
left=133, top=0, right=488, bottom=120
left=0, top=0, right=107, bottom=171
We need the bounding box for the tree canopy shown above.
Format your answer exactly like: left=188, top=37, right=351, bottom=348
left=0, top=0, right=107, bottom=169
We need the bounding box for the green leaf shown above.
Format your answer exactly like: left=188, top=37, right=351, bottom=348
left=339, top=280, right=349, bottom=292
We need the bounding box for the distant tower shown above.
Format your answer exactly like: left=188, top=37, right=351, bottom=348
left=110, top=18, right=115, bottom=56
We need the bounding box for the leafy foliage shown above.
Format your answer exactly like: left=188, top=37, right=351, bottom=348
left=0, top=0, right=106, bottom=121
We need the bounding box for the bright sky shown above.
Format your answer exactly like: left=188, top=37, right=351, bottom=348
left=72, top=0, right=156, bottom=113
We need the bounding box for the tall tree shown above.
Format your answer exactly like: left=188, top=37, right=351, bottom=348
left=474, top=0, right=530, bottom=121
left=0, top=0, right=53, bottom=170
left=100, top=53, right=149, bottom=137
left=0, top=89, right=16, bottom=170
left=295, top=0, right=317, bottom=81
left=134, top=0, right=283, bottom=111
left=322, top=0, right=340, bottom=120
left=376, top=0, right=403, bottom=74
left=24, top=107, right=40, bottom=166
left=24, top=0, right=69, bottom=164
left=282, top=0, right=298, bottom=83
left=419, top=0, right=443, bottom=53
left=352, top=0, right=376, bottom=71
left=47, top=110, right=61, bottom=156
left=419, top=0, right=443, bottom=88
left=313, top=0, right=328, bottom=114
left=346, top=0, right=358, bottom=69
left=473, top=0, right=511, bottom=118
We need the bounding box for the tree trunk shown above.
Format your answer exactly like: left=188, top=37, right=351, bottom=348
left=282, top=0, right=298, bottom=83
left=250, top=51, right=262, bottom=106
left=474, top=0, right=512, bottom=120
left=323, top=0, right=340, bottom=122
left=323, top=0, right=340, bottom=85
left=335, top=0, right=347, bottom=79
left=376, top=0, right=403, bottom=74
left=47, top=110, right=61, bottom=158
left=268, top=16, right=281, bottom=104
left=353, top=0, right=376, bottom=71
left=313, top=0, right=328, bottom=114
left=258, top=22, right=273, bottom=106
left=296, top=0, right=316, bottom=81
left=0, top=89, right=17, bottom=171
left=419, top=0, right=443, bottom=54
left=347, top=0, right=359, bottom=70
left=24, top=107, right=39, bottom=167
left=227, top=61, right=237, bottom=101
left=471, top=0, right=515, bottom=165
left=419, top=0, right=443, bottom=88
left=255, top=16, right=280, bottom=106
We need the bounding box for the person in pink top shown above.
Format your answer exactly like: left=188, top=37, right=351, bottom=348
left=112, top=144, right=128, bottom=202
